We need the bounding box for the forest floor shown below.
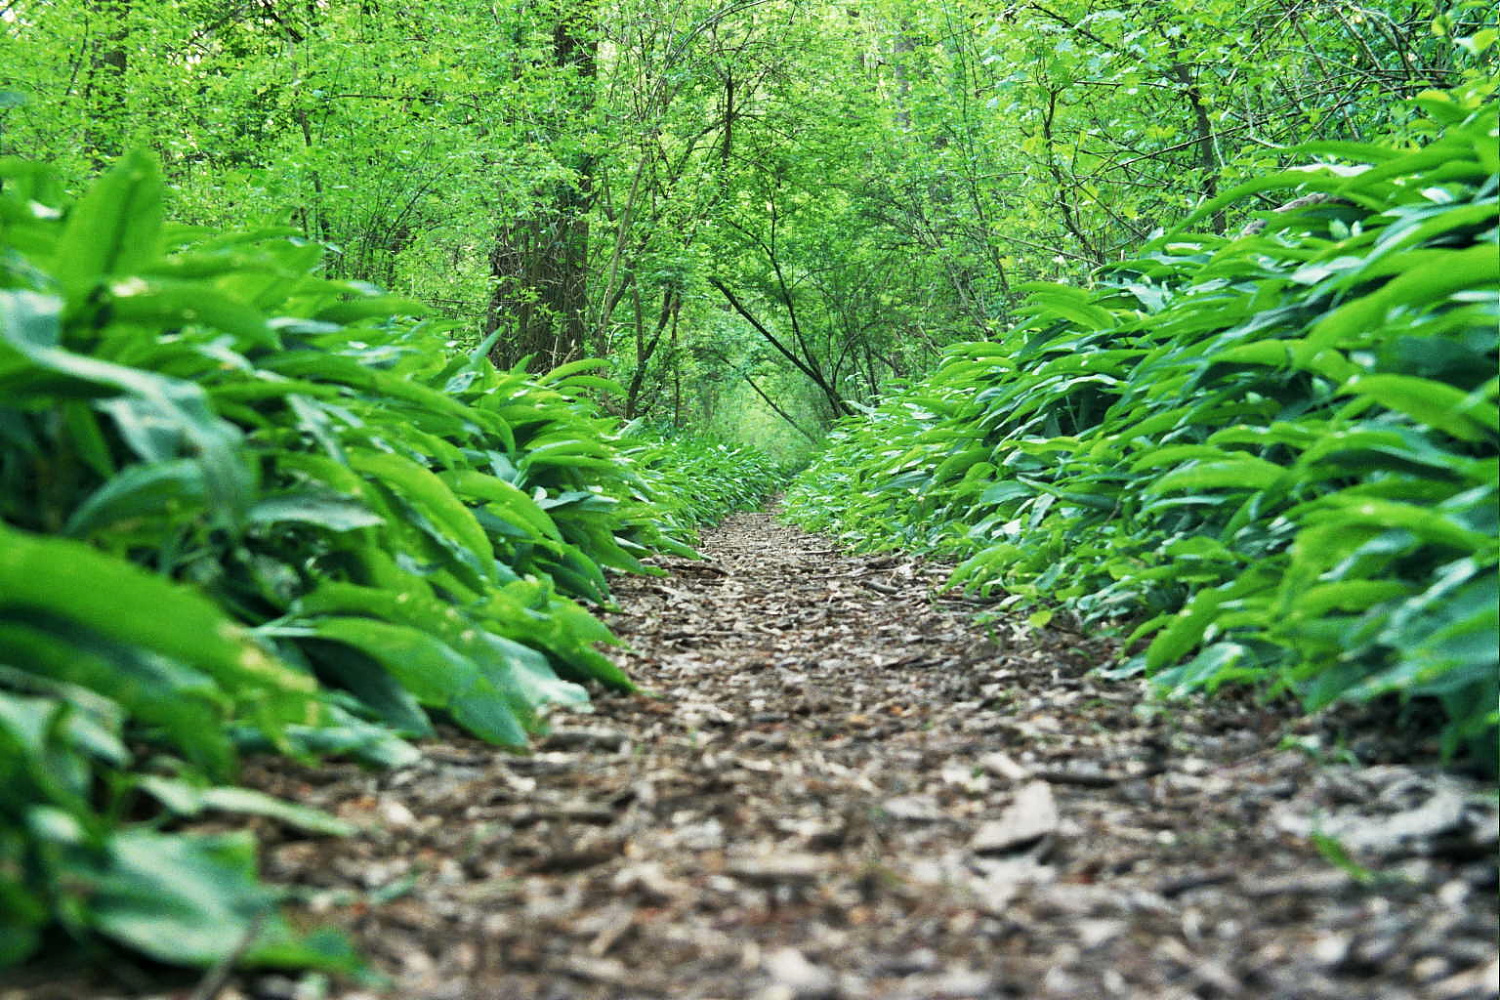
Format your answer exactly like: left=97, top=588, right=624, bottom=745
left=6, top=508, right=1498, bottom=1000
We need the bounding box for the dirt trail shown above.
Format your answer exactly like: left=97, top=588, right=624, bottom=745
left=10, top=510, right=1497, bottom=1000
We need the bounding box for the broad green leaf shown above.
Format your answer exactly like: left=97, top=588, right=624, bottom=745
left=307, top=617, right=528, bottom=745
left=53, top=149, right=163, bottom=296
left=0, top=525, right=317, bottom=714
left=1302, top=497, right=1495, bottom=553
left=312, top=295, right=428, bottom=324
left=1145, top=587, right=1230, bottom=672
left=1284, top=581, right=1414, bottom=618
left=1303, top=245, right=1500, bottom=357
left=137, top=777, right=353, bottom=836
left=348, top=450, right=495, bottom=575
left=0, top=617, right=233, bottom=777
left=46, top=824, right=359, bottom=972
left=554, top=374, right=625, bottom=396
left=64, top=459, right=205, bottom=538
left=1155, top=641, right=1261, bottom=696
left=536, top=357, right=612, bottom=384
left=297, top=639, right=433, bottom=737
left=1, top=290, right=252, bottom=524
left=60, top=826, right=272, bottom=966
left=978, top=481, right=1034, bottom=505
left=1341, top=374, right=1499, bottom=443
left=107, top=279, right=277, bottom=349
left=1148, top=458, right=1288, bottom=493
left=1130, top=444, right=1235, bottom=471
left=524, top=437, right=612, bottom=459
left=1017, top=288, right=1118, bottom=331
left=247, top=493, right=385, bottom=533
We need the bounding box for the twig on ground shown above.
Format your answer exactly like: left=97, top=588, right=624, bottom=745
left=188, top=911, right=266, bottom=1000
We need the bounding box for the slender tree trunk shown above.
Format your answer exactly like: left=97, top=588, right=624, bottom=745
left=294, top=108, right=326, bottom=242
left=1040, top=88, right=1101, bottom=264
left=721, top=70, right=734, bottom=168
left=1171, top=60, right=1224, bottom=235
left=671, top=313, right=682, bottom=428
left=624, top=284, right=679, bottom=420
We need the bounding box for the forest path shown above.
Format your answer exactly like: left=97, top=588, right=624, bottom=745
left=18, top=509, right=1493, bottom=1000
left=273, top=508, right=1492, bottom=1000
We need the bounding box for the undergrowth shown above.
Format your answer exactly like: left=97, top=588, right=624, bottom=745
left=0, top=152, right=777, bottom=972
left=785, top=93, right=1498, bottom=770
left=625, top=428, right=784, bottom=530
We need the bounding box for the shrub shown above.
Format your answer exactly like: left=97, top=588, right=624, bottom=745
left=0, top=151, right=745, bottom=970
left=786, top=95, right=1498, bottom=767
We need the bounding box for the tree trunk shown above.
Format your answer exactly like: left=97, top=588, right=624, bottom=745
left=83, top=0, right=129, bottom=166
left=485, top=5, right=597, bottom=372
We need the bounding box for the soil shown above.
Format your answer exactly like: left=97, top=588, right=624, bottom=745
left=5, top=508, right=1497, bottom=1000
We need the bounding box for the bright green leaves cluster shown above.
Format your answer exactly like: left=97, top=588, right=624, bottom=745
left=624, top=430, right=784, bottom=531
left=786, top=101, right=1499, bottom=767
left=0, top=151, right=769, bottom=971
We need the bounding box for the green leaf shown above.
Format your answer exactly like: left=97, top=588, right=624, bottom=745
left=1145, top=588, right=1230, bottom=672
left=247, top=493, right=385, bottom=533
left=0, top=290, right=253, bottom=525
left=294, top=638, right=433, bottom=737
left=1340, top=374, right=1498, bottom=443
left=1017, top=287, right=1119, bottom=331
left=536, top=357, right=612, bottom=384
left=1286, top=580, right=1414, bottom=618
left=312, top=295, right=428, bottom=324
left=556, top=374, right=625, bottom=396
left=0, top=617, right=234, bottom=778
left=44, top=823, right=359, bottom=972
left=978, top=481, right=1035, bottom=505
left=67, top=827, right=273, bottom=966
left=1302, top=497, right=1495, bottom=554
left=64, top=459, right=205, bottom=538
left=1302, top=245, right=1500, bottom=358
left=0, top=524, right=319, bottom=717
left=1148, top=458, right=1288, bottom=493
left=348, top=450, right=495, bottom=575
left=1155, top=641, right=1263, bottom=696
left=53, top=149, right=164, bottom=296
left=137, top=777, right=354, bottom=837
left=477, top=632, right=590, bottom=713
left=107, top=279, right=277, bottom=349
left=307, top=617, right=528, bottom=745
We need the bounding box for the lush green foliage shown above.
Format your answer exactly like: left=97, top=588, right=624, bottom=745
left=626, top=428, right=784, bottom=529
left=1, top=0, right=1494, bottom=977
left=9, top=2, right=1489, bottom=446
left=786, top=98, right=1499, bottom=765
left=0, top=150, right=776, bottom=971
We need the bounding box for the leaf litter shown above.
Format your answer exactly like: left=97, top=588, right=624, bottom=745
left=4, top=509, right=1495, bottom=1000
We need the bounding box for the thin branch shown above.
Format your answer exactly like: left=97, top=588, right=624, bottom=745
left=707, top=277, right=850, bottom=417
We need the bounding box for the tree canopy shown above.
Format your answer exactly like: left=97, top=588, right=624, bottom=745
left=6, top=0, right=1492, bottom=457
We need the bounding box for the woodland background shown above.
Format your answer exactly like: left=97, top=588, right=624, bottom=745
left=7, top=0, right=1493, bottom=461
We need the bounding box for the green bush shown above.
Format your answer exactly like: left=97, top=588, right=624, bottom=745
left=786, top=94, right=1498, bottom=767
left=0, top=151, right=742, bottom=971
